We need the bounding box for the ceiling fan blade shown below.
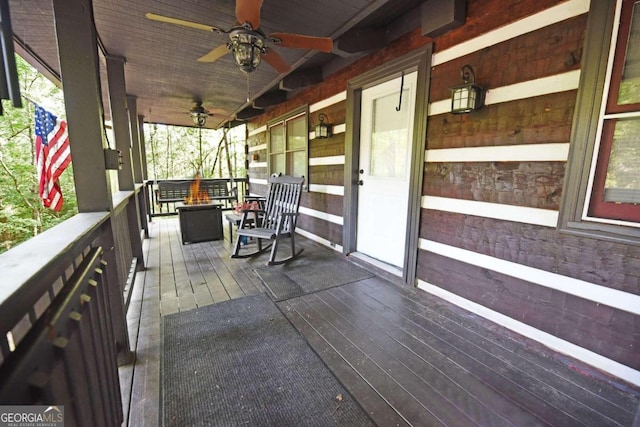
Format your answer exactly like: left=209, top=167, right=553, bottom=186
left=236, top=0, right=263, bottom=29
left=208, top=108, right=230, bottom=116
left=270, top=33, right=333, bottom=53
left=197, top=44, right=230, bottom=62
left=145, top=13, right=222, bottom=33
left=262, top=49, right=290, bottom=74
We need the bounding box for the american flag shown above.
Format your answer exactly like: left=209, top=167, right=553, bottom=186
left=34, top=105, right=71, bottom=211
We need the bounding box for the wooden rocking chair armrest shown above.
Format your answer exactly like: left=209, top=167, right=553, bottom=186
left=241, top=209, right=265, bottom=215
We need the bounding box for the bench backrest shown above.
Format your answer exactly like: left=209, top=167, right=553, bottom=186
left=261, top=175, right=304, bottom=233
left=157, top=179, right=229, bottom=201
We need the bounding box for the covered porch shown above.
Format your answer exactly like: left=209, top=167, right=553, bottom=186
left=2, top=0, right=640, bottom=425
left=120, top=217, right=640, bottom=426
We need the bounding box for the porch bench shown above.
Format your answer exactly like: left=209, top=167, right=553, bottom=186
left=156, top=179, right=237, bottom=212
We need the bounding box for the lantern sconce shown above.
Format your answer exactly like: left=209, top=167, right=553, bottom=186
left=314, top=113, right=332, bottom=139
left=450, top=65, right=484, bottom=114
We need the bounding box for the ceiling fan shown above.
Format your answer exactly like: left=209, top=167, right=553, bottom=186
left=188, top=101, right=228, bottom=127
left=146, top=0, right=333, bottom=74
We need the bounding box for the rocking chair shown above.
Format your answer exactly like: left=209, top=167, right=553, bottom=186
left=231, top=175, right=304, bottom=265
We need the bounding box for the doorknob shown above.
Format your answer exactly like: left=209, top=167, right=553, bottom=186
left=357, top=180, right=364, bottom=186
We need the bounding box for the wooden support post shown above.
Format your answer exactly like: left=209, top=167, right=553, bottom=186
left=128, top=95, right=144, bottom=184
left=51, top=0, right=111, bottom=212
left=106, top=54, right=135, bottom=191
left=52, top=0, right=133, bottom=365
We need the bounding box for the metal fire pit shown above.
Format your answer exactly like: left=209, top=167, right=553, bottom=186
left=176, top=203, right=223, bottom=244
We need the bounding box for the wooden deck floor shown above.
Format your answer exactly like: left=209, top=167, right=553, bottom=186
left=120, top=217, right=640, bottom=427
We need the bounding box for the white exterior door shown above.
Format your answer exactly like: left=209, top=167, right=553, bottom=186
left=356, top=71, right=417, bottom=269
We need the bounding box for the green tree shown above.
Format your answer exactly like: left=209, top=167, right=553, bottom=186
left=144, top=122, right=246, bottom=181
left=0, top=56, right=76, bottom=253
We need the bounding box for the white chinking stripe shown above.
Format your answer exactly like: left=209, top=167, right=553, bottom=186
left=422, top=196, right=558, bottom=227
left=249, top=178, right=268, bottom=186
left=247, top=181, right=343, bottom=195
left=310, top=91, right=347, bottom=113
left=298, top=206, right=343, bottom=225
left=248, top=143, right=266, bottom=152
left=417, top=280, right=640, bottom=387
left=426, top=143, right=570, bottom=163
left=432, top=0, right=590, bottom=66
left=429, top=70, right=581, bottom=116
left=309, top=155, right=345, bottom=166
left=309, top=184, right=344, bottom=196
left=248, top=125, right=267, bottom=137
left=249, top=161, right=267, bottom=168
left=295, top=228, right=343, bottom=252
left=420, top=239, right=640, bottom=316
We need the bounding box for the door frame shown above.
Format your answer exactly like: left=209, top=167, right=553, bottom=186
left=343, top=44, right=432, bottom=286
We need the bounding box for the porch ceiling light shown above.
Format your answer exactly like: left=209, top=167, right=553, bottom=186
left=450, top=65, right=484, bottom=114
left=229, top=27, right=265, bottom=73
left=315, top=113, right=331, bottom=139
left=191, top=105, right=207, bottom=127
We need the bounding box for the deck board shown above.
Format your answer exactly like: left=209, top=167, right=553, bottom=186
left=313, top=287, right=528, bottom=427
left=346, top=279, right=635, bottom=426
left=120, top=218, right=640, bottom=427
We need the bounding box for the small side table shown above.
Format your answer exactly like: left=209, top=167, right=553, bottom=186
left=224, top=212, right=255, bottom=242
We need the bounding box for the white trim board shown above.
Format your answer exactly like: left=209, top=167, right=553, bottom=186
left=429, top=70, right=580, bottom=116
left=426, top=143, right=570, bottom=163
left=419, top=239, right=640, bottom=316
left=309, top=155, right=345, bottom=166
left=310, top=91, right=347, bottom=113
left=416, top=280, right=640, bottom=387
left=299, top=206, right=343, bottom=225
left=422, top=195, right=559, bottom=227
left=295, top=228, right=343, bottom=252
left=248, top=125, right=267, bottom=137
left=432, top=0, right=590, bottom=66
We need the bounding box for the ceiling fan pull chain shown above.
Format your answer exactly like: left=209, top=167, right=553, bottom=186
left=246, top=74, right=251, bottom=103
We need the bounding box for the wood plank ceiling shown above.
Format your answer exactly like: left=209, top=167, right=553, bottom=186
left=8, top=0, right=426, bottom=129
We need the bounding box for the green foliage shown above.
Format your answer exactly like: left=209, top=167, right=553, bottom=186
left=1, top=55, right=247, bottom=254
left=0, top=56, right=76, bottom=253
left=145, top=122, right=246, bottom=180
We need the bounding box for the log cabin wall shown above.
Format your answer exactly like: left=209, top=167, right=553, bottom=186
left=246, top=0, right=640, bottom=383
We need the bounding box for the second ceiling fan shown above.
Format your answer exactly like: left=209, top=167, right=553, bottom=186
left=146, top=0, right=333, bottom=74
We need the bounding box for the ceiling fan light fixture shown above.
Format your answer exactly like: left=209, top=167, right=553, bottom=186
left=230, top=30, right=264, bottom=73
left=191, top=111, right=207, bottom=127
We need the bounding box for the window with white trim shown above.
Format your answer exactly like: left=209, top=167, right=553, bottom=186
left=267, top=108, right=308, bottom=185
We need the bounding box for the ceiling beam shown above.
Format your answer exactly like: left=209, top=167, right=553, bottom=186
left=253, top=91, right=287, bottom=109
left=279, top=68, right=323, bottom=91
left=236, top=107, right=264, bottom=120
left=421, top=0, right=466, bottom=38
left=334, top=28, right=388, bottom=56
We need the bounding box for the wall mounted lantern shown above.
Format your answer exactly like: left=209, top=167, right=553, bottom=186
left=315, top=113, right=331, bottom=139
left=450, top=64, right=484, bottom=114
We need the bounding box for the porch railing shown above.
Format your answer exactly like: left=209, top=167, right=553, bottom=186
left=0, top=187, right=144, bottom=425
left=145, top=176, right=250, bottom=218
